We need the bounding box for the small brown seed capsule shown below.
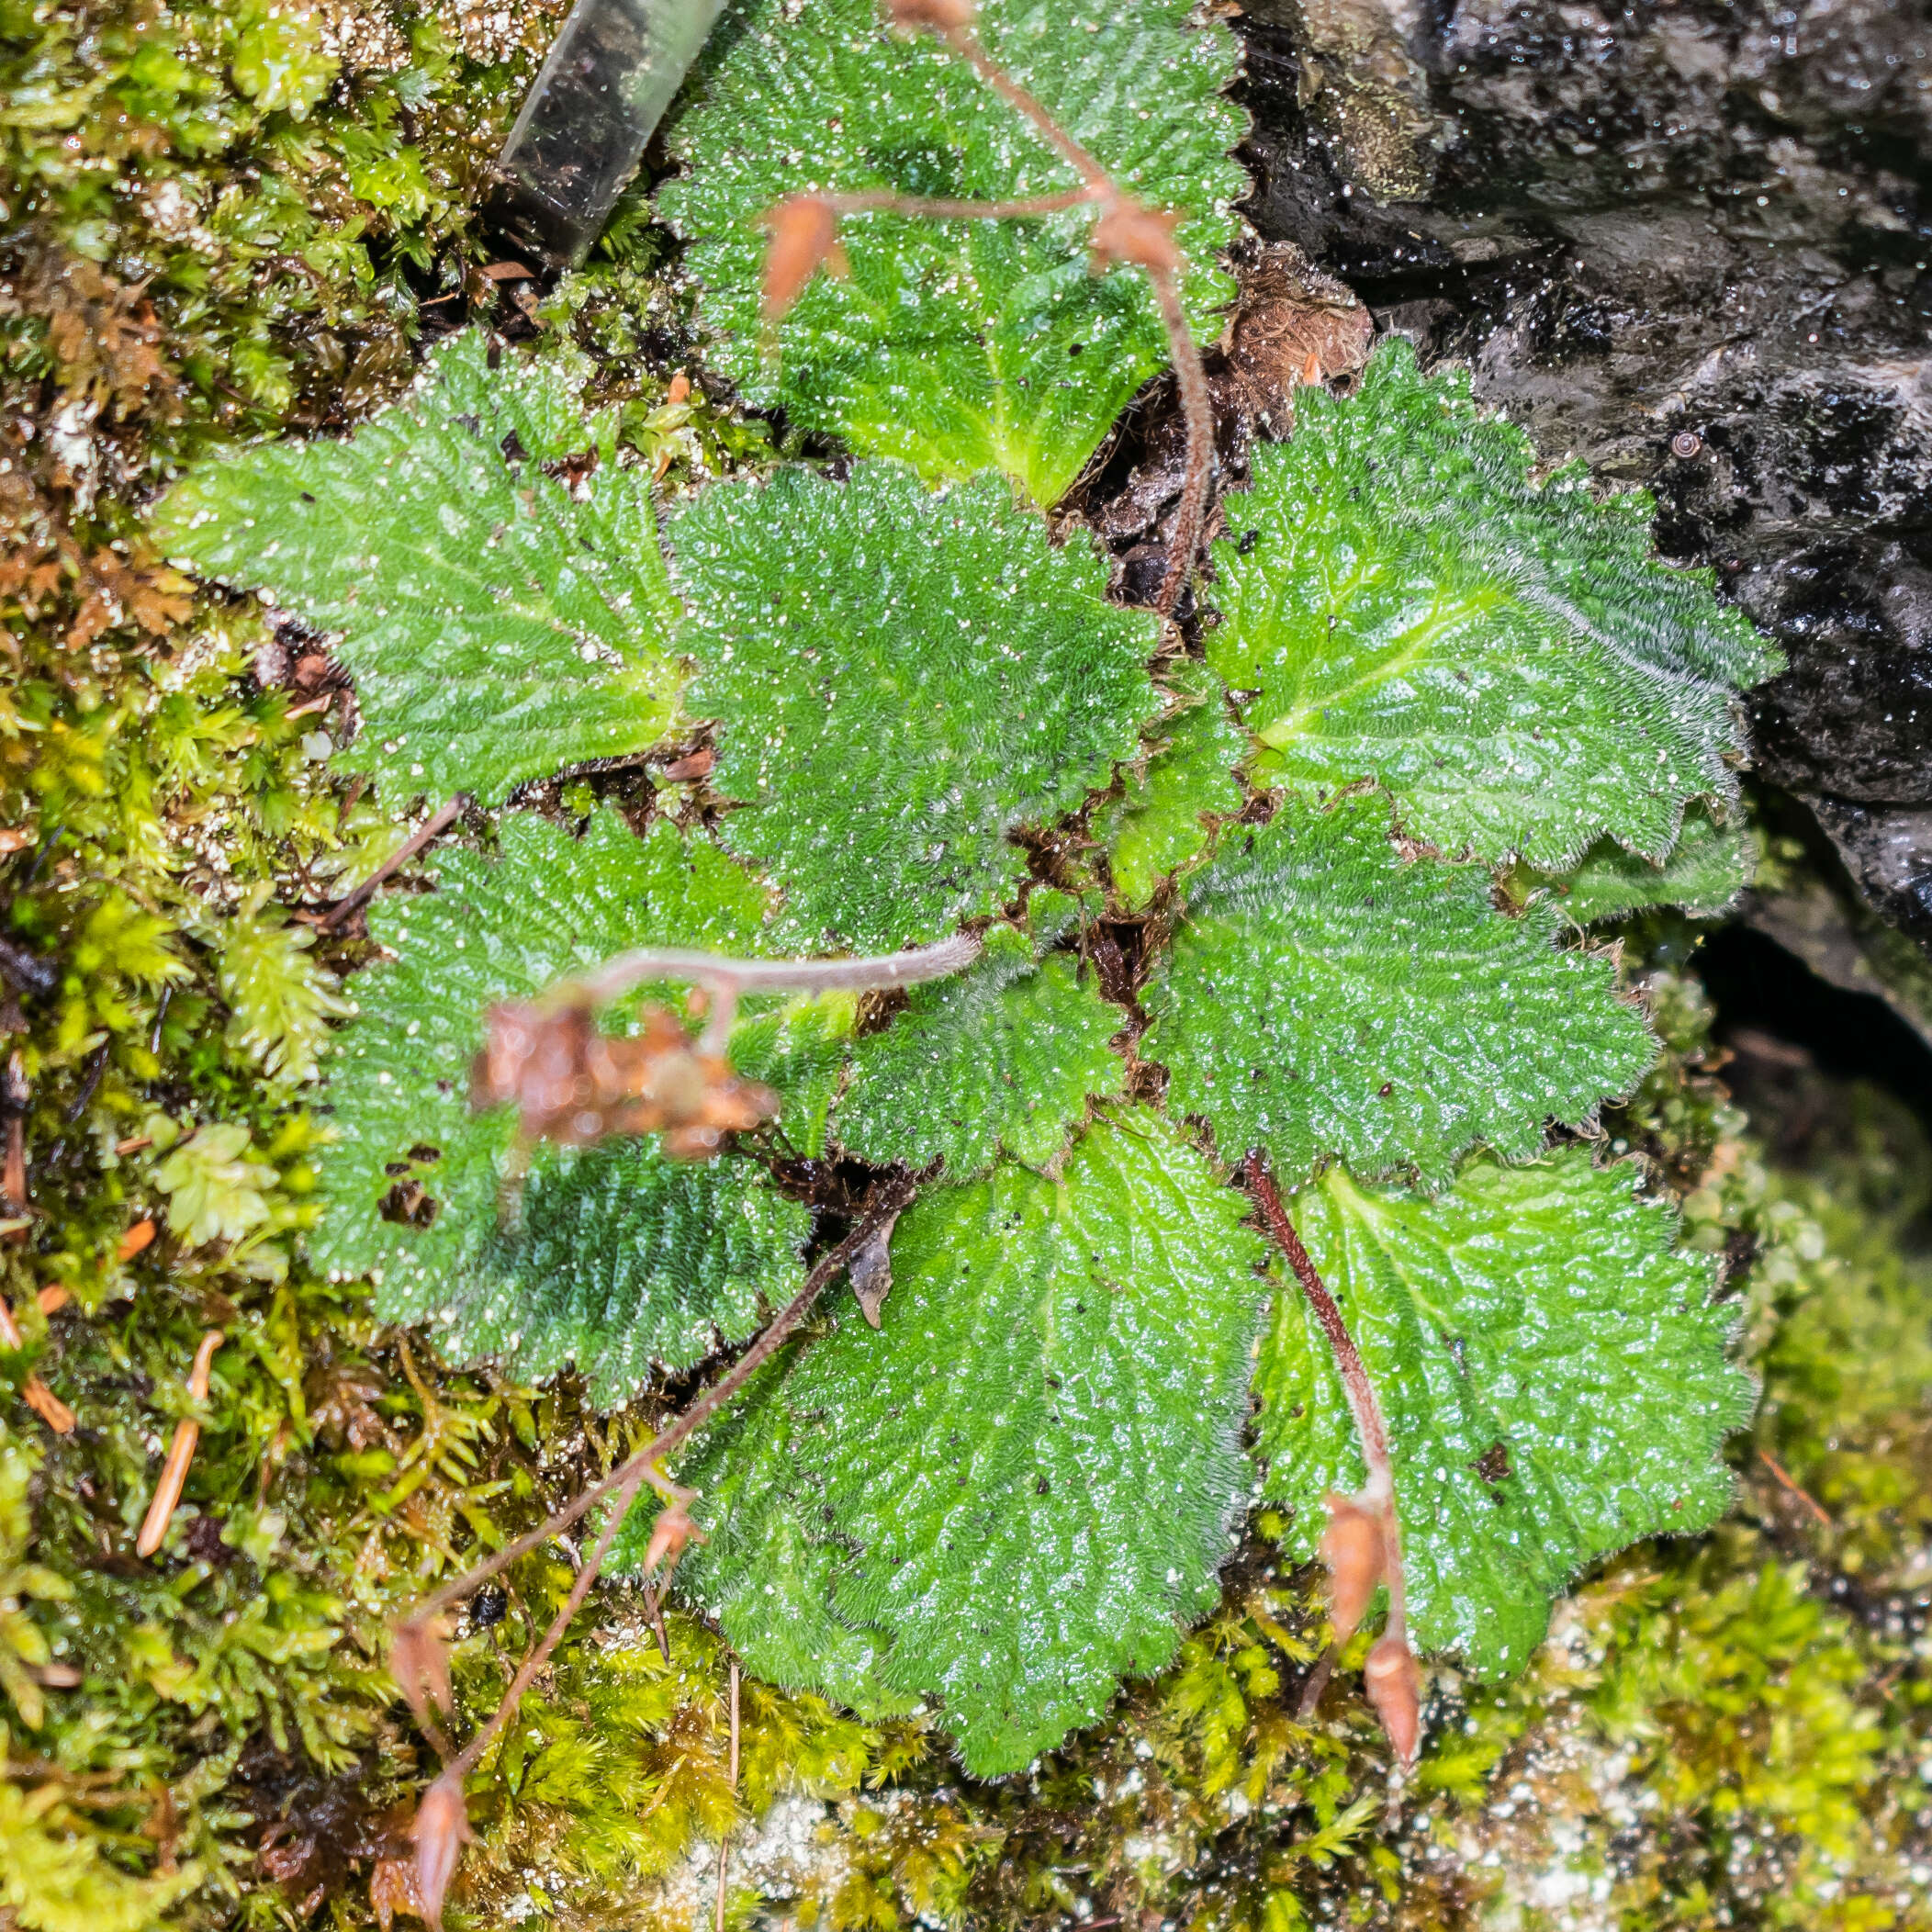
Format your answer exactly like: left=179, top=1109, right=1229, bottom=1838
left=410, top=1771, right=475, bottom=1930
left=1364, top=1633, right=1422, bottom=1769
left=761, top=196, right=849, bottom=322
left=1320, top=1492, right=1387, bottom=1638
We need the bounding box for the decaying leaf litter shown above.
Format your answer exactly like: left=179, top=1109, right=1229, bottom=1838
left=0, top=4, right=1924, bottom=1932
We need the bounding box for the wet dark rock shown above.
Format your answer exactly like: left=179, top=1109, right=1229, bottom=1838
left=1236, top=0, right=1932, bottom=954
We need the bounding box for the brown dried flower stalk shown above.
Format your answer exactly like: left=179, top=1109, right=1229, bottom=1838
left=1247, top=1157, right=1421, bottom=1768
left=761, top=0, right=1214, bottom=615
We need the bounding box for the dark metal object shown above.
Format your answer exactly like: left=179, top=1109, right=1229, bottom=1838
left=491, top=0, right=726, bottom=267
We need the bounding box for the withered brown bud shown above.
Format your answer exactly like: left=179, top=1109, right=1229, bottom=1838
left=884, top=0, right=976, bottom=30
left=639, top=1499, right=702, bottom=1580
left=1363, top=1633, right=1422, bottom=1769
left=389, top=1616, right=454, bottom=1727
left=472, top=1002, right=778, bottom=1159
left=1088, top=198, right=1182, bottom=278
left=409, top=1771, right=474, bottom=1931
left=1320, top=1492, right=1387, bottom=1638
left=369, top=1854, right=426, bottom=1932
left=761, top=196, right=848, bottom=322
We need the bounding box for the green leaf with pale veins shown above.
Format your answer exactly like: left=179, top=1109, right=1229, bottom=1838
left=726, top=993, right=859, bottom=1161
left=312, top=808, right=809, bottom=1407
left=1142, top=792, right=1656, bottom=1187
left=1254, top=1148, right=1752, bottom=1675
left=151, top=331, right=686, bottom=807
left=661, top=0, right=1245, bottom=505
left=676, top=461, right=1161, bottom=951
left=1097, top=661, right=1247, bottom=910
left=1206, top=340, right=1781, bottom=869
left=834, top=924, right=1124, bottom=1178
left=1537, top=804, right=1753, bottom=925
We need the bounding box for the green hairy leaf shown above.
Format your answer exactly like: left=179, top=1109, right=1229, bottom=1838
left=661, top=0, right=1244, bottom=504
left=1207, top=341, right=1782, bottom=870
left=151, top=331, right=685, bottom=807
left=676, top=461, right=1160, bottom=950
left=1540, top=804, right=1753, bottom=925
left=634, top=1114, right=1266, bottom=1774
left=608, top=1357, right=911, bottom=1718
left=312, top=809, right=810, bottom=1405
left=1254, top=1149, right=1753, bottom=1674
left=1097, top=662, right=1248, bottom=910
left=1143, top=792, right=1656, bottom=1187
left=834, top=924, right=1125, bottom=1178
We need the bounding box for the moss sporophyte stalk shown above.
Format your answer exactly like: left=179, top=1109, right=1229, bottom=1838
left=2, top=0, right=1926, bottom=1926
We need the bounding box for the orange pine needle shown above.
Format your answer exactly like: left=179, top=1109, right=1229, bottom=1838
left=22, top=1377, right=74, bottom=1434
left=135, top=1329, right=222, bottom=1559
left=118, top=1218, right=156, bottom=1261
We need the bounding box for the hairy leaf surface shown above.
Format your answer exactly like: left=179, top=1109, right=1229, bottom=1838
left=313, top=810, right=809, bottom=1405
left=1207, top=342, right=1781, bottom=868
left=1143, top=793, right=1655, bottom=1186
left=1097, top=663, right=1247, bottom=910
left=608, top=1358, right=910, bottom=1717
left=639, top=1114, right=1267, bottom=1772
left=662, top=0, right=1244, bottom=504
left=1255, top=1150, right=1752, bottom=1673
left=152, top=331, right=684, bottom=806
left=677, top=462, right=1160, bottom=950
left=835, top=924, right=1124, bottom=1178
left=1540, top=806, right=1752, bottom=925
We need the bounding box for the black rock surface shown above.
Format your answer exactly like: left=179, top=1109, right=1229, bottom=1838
left=1237, top=0, right=1932, bottom=947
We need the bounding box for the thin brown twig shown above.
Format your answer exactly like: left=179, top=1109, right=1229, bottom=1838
left=318, top=794, right=468, bottom=931
left=444, top=1466, right=646, bottom=1782
left=1758, top=1446, right=1832, bottom=1528
left=393, top=1173, right=919, bottom=1641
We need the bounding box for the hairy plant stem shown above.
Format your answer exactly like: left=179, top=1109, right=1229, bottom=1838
left=1146, top=264, right=1212, bottom=617
left=1246, top=1159, right=1410, bottom=1643
left=443, top=1465, right=646, bottom=1783
left=393, top=1171, right=921, bottom=1645
left=935, top=17, right=1210, bottom=615
left=825, top=186, right=1099, bottom=221
left=557, top=929, right=981, bottom=1050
